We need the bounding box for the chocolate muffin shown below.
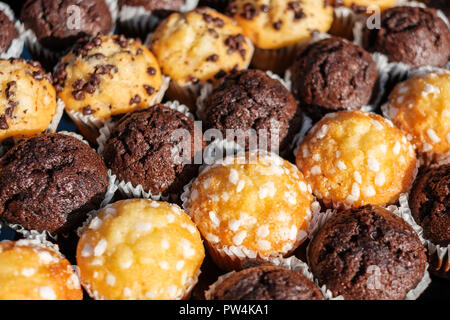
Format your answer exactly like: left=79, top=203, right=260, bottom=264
left=20, top=0, right=112, bottom=51
left=203, top=69, right=302, bottom=154
left=102, top=105, right=202, bottom=197
left=308, top=205, right=427, bottom=300
left=0, top=133, right=108, bottom=234
left=290, top=37, right=378, bottom=121
left=0, top=10, right=18, bottom=54
left=208, top=265, right=324, bottom=300
left=409, top=164, right=449, bottom=246
left=363, top=6, right=450, bottom=67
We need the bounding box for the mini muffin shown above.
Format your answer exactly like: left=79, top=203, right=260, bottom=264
left=76, top=199, right=205, bottom=300
left=363, top=6, right=450, bottom=67
left=384, top=70, right=450, bottom=162
left=331, top=0, right=396, bottom=12
left=0, top=9, right=18, bottom=54
left=202, top=69, right=302, bottom=155
left=308, top=205, right=427, bottom=300
left=290, top=37, right=378, bottom=121
left=186, top=151, right=316, bottom=271
left=208, top=265, right=324, bottom=300
left=226, top=0, right=334, bottom=73
left=102, top=105, right=203, bottom=198
left=0, top=133, right=108, bottom=234
left=409, top=164, right=449, bottom=247
left=151, top=7, right=253, bottom=109
left=0, top=240, right=82, bottom=300
left=296, top=110, right=417, bottom=209
left=21, top=0, right=112, bottom=51
left=54, top=35, right=165, bottom=143
left=0, top=58, right=57, bottom=143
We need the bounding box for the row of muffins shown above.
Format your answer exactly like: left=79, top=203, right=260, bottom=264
left=0, top=1, right=448, bottom=300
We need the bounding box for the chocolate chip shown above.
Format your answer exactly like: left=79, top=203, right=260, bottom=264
left=73, top=79, right=87, bottom=90
left=224, top=34, right=247, bottom=60
left=226, top=3, right=238, bottom=16
left=147, top=67, right=156, bottom=75
left=115, top=35, right=129, bottom=48
left=213, top=17, right=224, bottom=28
left=202, top=13, right=213, bottom=23
left=208, top=28, right=219, bottom=38
left=32, top=71, right=44, bottom=80
left=136, top=48, right=143, bottom=55
left=93, top=36, right=102, bottom=47
left=89, top=53, right=106, bottom=60
left=82, top=105, right=96, bottom=115
left=206, top=54, right=219, bottom=62
left=214, top=69, right=226, bottom=79
left=273, top=20, right=283, bottom=30
left=5, top=104, right=16, bottom=117
left=85, top=84, right=96, bottom=94
left=27, top=61, right=41, bottom=68
left=0, top=116, right=8, bottom=129
left=130, top=95, right=141, bottom=105
left=241, top=3, right=259, bottom=19
left=54, top=63, right=68, bottom=91
left=143, top=85, right=155, bottom=95
left=260, top=4, right=270, bottom=12
left=5, top=81, right=16, bottom=99
left=72, top=90, right=85, bottom=100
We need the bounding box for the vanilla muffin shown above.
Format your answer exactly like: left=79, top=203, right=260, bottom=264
left=0, top=240, right=82, bottom=300
left=331, top=0, right=396, bottom=11
left=384, top=70, right=450, bottom=163
left=186, top=151, right=316, bottom=271
left=0, top=58, right=57, bottom=143
left=76, top=199, right=205, bottom=300
left=296, top=110, right=417, bottom=209
left=226, top=0, right=333, bottom=73
left=151, top=7, right=253, bottom=109
left=54, top=35, right=165, bottom=143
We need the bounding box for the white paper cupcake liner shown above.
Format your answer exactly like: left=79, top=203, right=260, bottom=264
left=96, top=100, right=194, bottom=201
left=196, top=69, right=291, bottom=121
left=306, top=193, right=431, bottom=300
left=0, top=131, right=117, bottom=245
left=0, top=2, right=25, bottom=59
left=23, top=0, right=119, bottom=68
left=66, top=75, right=170, bottom=143
left=119, top=0, right=199, bottom=36
left=204, top=255, right=341, bottom=300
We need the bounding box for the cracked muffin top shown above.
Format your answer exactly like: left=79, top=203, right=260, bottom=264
left=290, top=37, right=378, bottom=121
left=208, top=265, right=324, bottom=300
left=203, top=69, right=302, bottom=154
left=308, top=205, right=426, bottom=300
left=102, top=104, right=202, bottom=197
left=409, top=164, right=449, bottom=246
left=363, top=6, right=450, bottom=67
left=21, top=0, right=112, bottom=51
left=0, top=9, right=18, bottom=54
left=0, top=58, right=57, bottom=143
left=54, top=35, right=164, bottom=121
left=0, top=133, right=108, bottom=234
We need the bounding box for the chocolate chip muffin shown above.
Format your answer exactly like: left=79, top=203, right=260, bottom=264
left=409, top=164, right=449, bottom=246
left=21, top=0, right=113, bottom=51
left=54, top=34, right=165, bottom=143
left=208, top=265, right=324, bottom=300
left=203, top=69, right=302, bottom=154
left=102, top=105, right=202, bottom=197
left=290, top=37, right=378, bottom=121
left=363, top=6, right=450, bottom=67
left=308, top=205, right=427, bottom=300
left=0, top=10, right=18, bottom=54
left=0, top=133, right=109, bottom=234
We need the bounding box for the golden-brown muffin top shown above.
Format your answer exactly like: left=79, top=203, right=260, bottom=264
left=385, top=70, right=450, bottom=157
left=76, top=199, right=205, bottom=300
left=227, top=0, right=333, bottom=49
left=187, top=151, right=316, bottom=259
left=54, top=35, right=163, bottom=120
left=0, top=59, right=57, bottom=142
left=296, top=110, right=417, bottom=209
left=151, top=8, right=253, bottom=86
left=0, top=240, right=82, bottom=300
